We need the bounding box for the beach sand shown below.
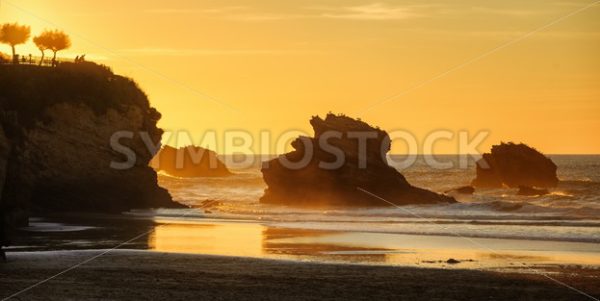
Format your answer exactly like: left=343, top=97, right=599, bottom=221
left=3, top=214, right=600, bottom=300
left=1, top=250, right=599, bottom=300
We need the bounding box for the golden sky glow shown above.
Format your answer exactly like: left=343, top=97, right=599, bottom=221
left=1, top=0, right=599, bottom=154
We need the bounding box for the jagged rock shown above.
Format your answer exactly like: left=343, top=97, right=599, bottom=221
left=260, top=113, right=455, bottom=207
left=0, top=62, right=184, bottom=221
left=150, top=145, right=231, bottom=177
left=517, top=186, right=549, bottom=196
left=472, top=142, right=558, bottom=188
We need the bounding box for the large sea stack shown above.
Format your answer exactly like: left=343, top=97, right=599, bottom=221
left=150, top=145, right=232, bottom=177
left=260, top=113, right=455, bottom=207
left=472, top=142, right=558, bottom=188
left=0, top=62, right=183, bottom=229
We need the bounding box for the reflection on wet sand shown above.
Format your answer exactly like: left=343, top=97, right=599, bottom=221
left=149, top=222, right=263, bottom=257
left=262, top=227, right=389, bottom=263
left=148, top=220, right=600, bottom=270
left=148, top=221, right=391, bottom=263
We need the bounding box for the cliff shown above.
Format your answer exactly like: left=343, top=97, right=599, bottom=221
left=260, top=113, right=455, bottom=207
left=150, top=145, right=232, bottom=177
left=0, top=63, right=183, bottom=230
left=472, top=142, right=558, bottom=188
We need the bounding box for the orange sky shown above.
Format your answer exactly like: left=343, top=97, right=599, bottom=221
left=1, top=0, right=599, bottom=154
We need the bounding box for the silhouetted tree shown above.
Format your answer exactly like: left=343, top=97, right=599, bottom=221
left=0, top=23, right=31, bottom=64
left=33, top=32, right=51, bottom=66
left=47, top=30, right=71, bottom=67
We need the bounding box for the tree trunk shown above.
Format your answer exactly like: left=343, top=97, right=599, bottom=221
left=11, top=45, right=17, bottom=65
left=52, top=51, right=57, bottom=67
left=39, top=50, right=45, bottom=66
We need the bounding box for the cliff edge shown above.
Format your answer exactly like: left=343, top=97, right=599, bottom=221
left=0, top=62, right=183, bottom=230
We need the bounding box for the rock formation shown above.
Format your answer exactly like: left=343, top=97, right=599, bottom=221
left=0, top=62, right=184, bottom=231
left=260, top=113, right=455, bottom=207
left=150, top=145, right=231, bottom=177
left=472, top=142, right=558, bottom=188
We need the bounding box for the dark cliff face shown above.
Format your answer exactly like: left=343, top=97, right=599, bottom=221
left=260, top=113, right=455, bottom=207
left=0, top=63, right=183, bottom=228
left=150, top=145, right=232, bottom=177
left=472, top=142, right=559, bottom=188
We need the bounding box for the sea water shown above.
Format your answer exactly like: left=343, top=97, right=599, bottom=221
left=153, top=155, right=600, bottom=244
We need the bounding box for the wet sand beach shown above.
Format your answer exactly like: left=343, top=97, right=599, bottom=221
left=1, top=249, right=599, bottom=301
left=2, top=214, right=600, bottom=300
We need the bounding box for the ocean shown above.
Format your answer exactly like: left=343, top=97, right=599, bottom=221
left=14, top=155, right=600, bottom=269
left=154, top=155, right=600, bottom=244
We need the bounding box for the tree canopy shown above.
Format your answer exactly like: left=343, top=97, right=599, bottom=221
left=0, top=23, right=31, bottom=46
left=33, top=33, right=51, bottom=65
left=31, top=30, right=71, bottom=66
left=0, top=23, right=72, bottom=66
left=0, top=23, right=31, bottom=61
left=33, top=34, right=50, bottom=51
left=46, top=30, right=71, bottom=53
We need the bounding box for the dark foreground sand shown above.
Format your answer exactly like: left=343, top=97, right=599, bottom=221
left=1, top=250, right=599, bottom=301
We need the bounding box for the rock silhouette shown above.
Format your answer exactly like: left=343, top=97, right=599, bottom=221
left=472, top=142, right=558, bottom=188
left=260, top=113, right=455, bottom=207
left=0, top=62, right=184, bottom=232
left=151, top=145, right=231, bottom=177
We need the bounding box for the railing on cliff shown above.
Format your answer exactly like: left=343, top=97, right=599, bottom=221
left=0, top=55, right=75, bottom=67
